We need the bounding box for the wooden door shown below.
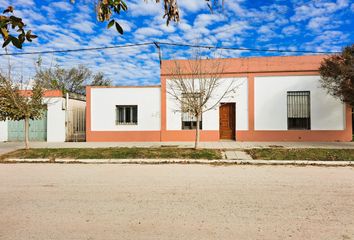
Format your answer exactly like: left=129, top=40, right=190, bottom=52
left=219, top=103, right=235, bottom=140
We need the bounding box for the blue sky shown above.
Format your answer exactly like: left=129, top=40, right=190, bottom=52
left=1, top=0, right=353, bottom=85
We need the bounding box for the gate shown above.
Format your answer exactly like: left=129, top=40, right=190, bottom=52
left=66, top=108, right=86, bottom=142
left=8, top=111, right=47, bottom=141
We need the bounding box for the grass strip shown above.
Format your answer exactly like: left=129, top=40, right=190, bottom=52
left=246, top=148, right=354, bottom=161
left=0, top=148, right=222, bottom=161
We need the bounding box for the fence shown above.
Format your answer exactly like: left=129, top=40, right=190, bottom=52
left=66, top=108, right=86, bottom=142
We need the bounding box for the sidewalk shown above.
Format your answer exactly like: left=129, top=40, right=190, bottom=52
left=1, top=141, right=353, bottom=150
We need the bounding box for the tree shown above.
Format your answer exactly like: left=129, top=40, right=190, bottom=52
left=35, top=64, right=112, bottom=95
left=1, top=0, right=223, bottom=49
left=0, top=74, right=44, bottom=149
left=76, top=0, right=223, bottom=30
left=91, top=72, right=113, bottom=87
left=319, top=44, right=354, bottom=107
left=166, top=54, right=239, bottom=149
left=0, top=6, right=37, bottom=49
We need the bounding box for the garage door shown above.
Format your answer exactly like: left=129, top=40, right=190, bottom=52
left=8, top=111, right=47, bottom=141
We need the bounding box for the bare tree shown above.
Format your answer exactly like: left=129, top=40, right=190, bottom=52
left=0, top=74, right=45, bottom=149
left=167, top=54, right=239, bottom=149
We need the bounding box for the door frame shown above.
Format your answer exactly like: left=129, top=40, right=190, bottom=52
left=219, top=102, right=236, bottom=140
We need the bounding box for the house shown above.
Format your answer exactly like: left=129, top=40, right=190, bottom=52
left=0, top=90, right=86, bottom=142
left=86, top=55, right=352, bottom=142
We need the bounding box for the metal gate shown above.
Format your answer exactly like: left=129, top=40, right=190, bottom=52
left=8, top=111, right=47, bottom=141
left=66, top=108, right=86, bottom=142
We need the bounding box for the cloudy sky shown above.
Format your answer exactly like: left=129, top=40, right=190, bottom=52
left=1, top=0, right=353, bottom=85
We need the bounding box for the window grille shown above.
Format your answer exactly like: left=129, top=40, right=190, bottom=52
left=287, top=91, right=311, bottom=130
left=116, top=105, right=138, bottom=125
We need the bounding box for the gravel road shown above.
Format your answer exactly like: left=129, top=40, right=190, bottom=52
left=0, top=164, right=353, bottom=240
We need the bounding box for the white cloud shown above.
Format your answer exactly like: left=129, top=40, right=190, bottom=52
left=177, top=0, right=207, bottom=13
left=71, top=20, right=96, bottom=34
left=128, top=0, right=162, bottom=17
left=281, top=25, right=300, bottom=35
left=135, top=27, right=163, bottom=37
left=307, top=17, right=330, bottom=31
left=8, top=0, right=35, bottom=6
left=291, top=0, right=349, bottom=22
left=51, top=1, right=74, bottom=11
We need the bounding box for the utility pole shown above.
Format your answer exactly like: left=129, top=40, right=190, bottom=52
left=154, top=42, right=162, bottom=67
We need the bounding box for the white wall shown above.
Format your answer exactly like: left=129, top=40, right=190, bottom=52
left=0, top=120, right=8, bottom=142
left=45, top=97, right=66, bottom=142
left=91, top=87, right=161, bottom=131
left=166, top=77, right=248, bottom=131
left=254, top=75, right=345, bottom=130
left=0, top=97, right=66, bottom=142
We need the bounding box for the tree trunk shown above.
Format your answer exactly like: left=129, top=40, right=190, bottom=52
left=24, top=117, right=30, bottom=150
left=194, top=114, right=200, bottom=149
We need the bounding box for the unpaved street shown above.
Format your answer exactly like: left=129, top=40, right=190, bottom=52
left=0, top=164, right=353, bottom=240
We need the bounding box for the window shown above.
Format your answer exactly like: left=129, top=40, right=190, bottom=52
left=182, top=111, right=203, bottom=130
left=287, top=91, right=310, bottom=130
left=181, top=93, right=202, bottom=130
left=116, top=105, right=138, bottom=125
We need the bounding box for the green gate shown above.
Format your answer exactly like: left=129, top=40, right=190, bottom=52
left=7, top=111, right=47, bottom=141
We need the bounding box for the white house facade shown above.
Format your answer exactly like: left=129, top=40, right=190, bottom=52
left=86, top=55, right=352, bottom=142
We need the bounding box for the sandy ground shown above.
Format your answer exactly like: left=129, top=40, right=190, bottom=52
left=0, top=164, right=353, bottom=240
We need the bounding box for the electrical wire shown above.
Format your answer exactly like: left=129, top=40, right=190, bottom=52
left=0, top=41, right=340, bottom=56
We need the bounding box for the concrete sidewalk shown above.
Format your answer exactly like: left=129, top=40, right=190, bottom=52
left=0, top=142, right=23, bottom=155
left=0, top=141, right=353, bottom=150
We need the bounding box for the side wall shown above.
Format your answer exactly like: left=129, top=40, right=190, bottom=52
left=254, top=75, right=345, bottom=130
left=237, top=74, right=352, bottom=141
left=0, top=121, right=8, bottom=142
left=46, top=97, right=66, bottom=142
left=87, top=86, right=161, bottom=142
left=0, top=97, right=66, bottom=142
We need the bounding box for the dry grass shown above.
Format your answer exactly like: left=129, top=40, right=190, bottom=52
left=246, top=148, right=354, bottom=161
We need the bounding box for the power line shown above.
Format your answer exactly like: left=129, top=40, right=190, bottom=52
left=0, top=41, right=340, bottom=56
left=157, top=42, right=340, bottom=54
left=0, top=42, right=153, bottom=56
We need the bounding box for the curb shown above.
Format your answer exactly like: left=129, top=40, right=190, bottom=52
left=2, top=158, right=354, bottom=166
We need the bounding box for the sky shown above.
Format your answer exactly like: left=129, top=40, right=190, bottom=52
left=0, top=0, right=353, bottom=86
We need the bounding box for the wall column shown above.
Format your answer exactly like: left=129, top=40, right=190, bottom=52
left=248, top=75, right=255, bottom=131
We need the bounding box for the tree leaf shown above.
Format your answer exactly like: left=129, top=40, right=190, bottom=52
left=0, top=27, right=8, bottom=39
left=2, top=36, right=11, bottom=48
left=11, top=36, right=22, bottom=49
left=121, top=1, right=128, bottom=11
left=3, top=6, right=14, bottom=14
left=107, top=19, right=115, bottom=29
left=115, top=22, right=123, bottom=34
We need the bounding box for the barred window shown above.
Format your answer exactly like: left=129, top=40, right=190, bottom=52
left=116, top=105, right=138, bottom=125
left=287, top=91, right=311, bottom=130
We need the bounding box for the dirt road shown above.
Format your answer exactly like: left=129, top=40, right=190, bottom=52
left=0, top=164, right=353, bottom=240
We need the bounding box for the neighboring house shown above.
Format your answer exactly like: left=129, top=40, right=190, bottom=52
left=0, top=90, right=86, bottom=142
left=87, top=55, right=352, bottom=142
